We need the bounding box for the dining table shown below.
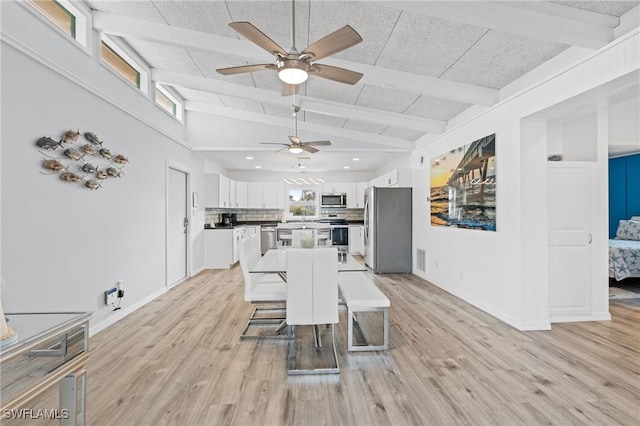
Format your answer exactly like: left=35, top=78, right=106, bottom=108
left=251, top=247, right=366, bottom=278
left=249, top=248, right=367, bottom=335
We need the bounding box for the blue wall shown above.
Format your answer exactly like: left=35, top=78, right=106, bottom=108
left=609, top=153, right=640, bottom=238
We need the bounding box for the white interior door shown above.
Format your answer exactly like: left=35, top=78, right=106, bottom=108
left=547, top=163, right=593, bottom=320
left=168, top=168, right=188, bottom=286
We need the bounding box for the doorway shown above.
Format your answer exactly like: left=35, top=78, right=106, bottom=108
left=167, top=166, right=190, bottom=287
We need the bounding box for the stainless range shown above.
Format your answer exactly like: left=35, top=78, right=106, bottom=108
left=320, top=219, right=348, bottom=251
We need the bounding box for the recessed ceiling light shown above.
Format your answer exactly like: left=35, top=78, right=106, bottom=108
left=255, top=165, right=261, bottom=169
left=245, top=156, right=253, bottom=160
left=353, top=158, right=360, bottom=161
left=344, top=166, right=350, bottom=169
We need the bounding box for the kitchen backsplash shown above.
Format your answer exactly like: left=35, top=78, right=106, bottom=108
left=205, top=208, right=364, bottom=224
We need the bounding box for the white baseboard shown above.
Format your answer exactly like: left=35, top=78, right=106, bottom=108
left=412, top=270, right=552, bottom=331
left=550, top=312, right=612, bottom=323
left=191, top=265, right=206, bottom=276
left=89, top=287, right=168, bottom=337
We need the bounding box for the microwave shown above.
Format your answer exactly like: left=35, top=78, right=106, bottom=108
left=321, top=193, right=347, bottom=208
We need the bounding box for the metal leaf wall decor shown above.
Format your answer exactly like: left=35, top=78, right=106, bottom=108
left=36, top=129, right=129, bottom=190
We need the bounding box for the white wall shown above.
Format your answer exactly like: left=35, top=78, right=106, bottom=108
left=411, top=30, right=639, bottom=330
left=0, top=2, right=209, bottom=332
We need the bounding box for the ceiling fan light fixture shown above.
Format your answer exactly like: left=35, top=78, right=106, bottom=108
left=288, top=146, right=303, bottom=154
left=278, top=59, right=309, bottom=85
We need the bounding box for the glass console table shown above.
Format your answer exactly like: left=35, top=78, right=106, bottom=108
left=0, top=312, right=91, bottom=425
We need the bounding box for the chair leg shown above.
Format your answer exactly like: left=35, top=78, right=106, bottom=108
left=287, top=324, right=339, bottom=375
left=313, top=324, right=322, bottom=348
left=240, top=303, right=288, bottom=339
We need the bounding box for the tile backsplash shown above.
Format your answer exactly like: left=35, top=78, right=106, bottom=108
left=205, top=207, right=364, bottom=224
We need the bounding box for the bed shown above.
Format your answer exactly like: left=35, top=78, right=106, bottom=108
left=609, top=217, right=640, bottom=281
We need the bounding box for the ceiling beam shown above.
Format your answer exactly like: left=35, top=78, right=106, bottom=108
left=153, top=69, right=446, bottom=133
left=185, top=101, right=415, bottom=151
left=93, top=11, right=497, bottom=106
left=377, top=1, right=615, bottom=49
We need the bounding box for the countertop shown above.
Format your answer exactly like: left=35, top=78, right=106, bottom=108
left=204, top=221, right=279, bottom=229
left=204, top=220, right=363, bottom=229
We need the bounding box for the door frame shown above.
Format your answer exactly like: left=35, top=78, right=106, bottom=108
left=166, top=160, right=192, bottom=288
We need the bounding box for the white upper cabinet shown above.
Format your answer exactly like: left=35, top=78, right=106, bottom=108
left=247, top=182, right=263, bottom=208
left=205, top=174, right=229, bottom=208
left=229, top=179, right=236, bottom=208
left=236, top=181, right=248, bottom=208
left=219, top=175, right=230, bottom=208
left=263, top=183, right=281, bottom=209
left=368, top=169, right=412, bottom=188
left=247, top=182, right=283, bottom=209
left=355, top=182, right=368, bottom=208
left=345, top=183, right=357, bottom=208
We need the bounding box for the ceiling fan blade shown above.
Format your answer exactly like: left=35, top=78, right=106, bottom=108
left=229, top=22, right=287, bottom=57
left=281, top=82, right=299, bottom=96
left=275, top=146, right=289, bottom=153
left=301, top=25, right=363, bottom=62
left=217, top=64, right=275, bottom=76
left=311, top=63, right=363, bottom=85
left=300, top=145, right=319, bottom=154
left=289, top=136, right=301, bottom=144
left=260, top=142, right=289, bottom=146
left=304, top=140, right=331, bottom=146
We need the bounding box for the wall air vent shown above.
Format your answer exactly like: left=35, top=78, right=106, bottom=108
left=416, top=248, right=426, bottom=272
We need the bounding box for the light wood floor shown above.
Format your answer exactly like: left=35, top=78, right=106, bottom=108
left=9, top=266, right=640, bottom=426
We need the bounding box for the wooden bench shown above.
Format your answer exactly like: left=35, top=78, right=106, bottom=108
left=338, top=272, right=390, bottom=351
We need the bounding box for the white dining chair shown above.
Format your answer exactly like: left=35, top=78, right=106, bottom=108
left=291, top=229, right=318, bottom=248
left=238, top=235, right=287, bottom=339
left=286, top=247, right=339, bottom=375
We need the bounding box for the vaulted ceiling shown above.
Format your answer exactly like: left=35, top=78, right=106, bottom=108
left=87, top=1, right=639, bottom=172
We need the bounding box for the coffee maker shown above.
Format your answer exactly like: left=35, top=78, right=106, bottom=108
left=221, top=213, right=237, bottom=227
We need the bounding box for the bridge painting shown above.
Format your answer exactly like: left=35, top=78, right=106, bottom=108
left=430, top=134, right=496, bottom=231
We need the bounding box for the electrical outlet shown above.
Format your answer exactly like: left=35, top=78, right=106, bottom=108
left=104, top=287, right=118, bottom=305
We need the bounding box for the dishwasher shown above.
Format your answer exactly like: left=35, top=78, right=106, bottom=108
left=260, top=225, right=278, bottom=255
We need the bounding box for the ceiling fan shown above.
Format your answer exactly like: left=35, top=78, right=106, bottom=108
left=261, top=106, right=331, bottom=154
left=217, top=0, right=363, bottom=95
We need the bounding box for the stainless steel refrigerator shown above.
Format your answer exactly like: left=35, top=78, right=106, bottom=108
left=364, top=187, right=412, bottom=273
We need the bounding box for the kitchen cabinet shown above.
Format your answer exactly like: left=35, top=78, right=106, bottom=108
left=348, top=225, right=364, bottom=255
left=219, top=175, right=230, bottom=208
left=383, top=169, right=398, bottom=186
left=369, top=169, right=412, bottom=188
left=205, top=174, right=228, bottom=208
left=206, top=174, right=249, bottom=208
left=345, top=183, right=357, bottom=208
left=263, top=183, right=281, bottom=208
left=236, top=181, right=248, bottom=208
left=322, top=182, right=348, bottom=194
left=229, top=179, right=236, bottom=209
left=232, top=227, right=245, bottom=264
left=205, top=226, right=244, bottom=269
left=355, top=182, right=368, bottom=208
left=248, top=182, right=282, bottom=209
left=247, top=182, right=262, bottom=208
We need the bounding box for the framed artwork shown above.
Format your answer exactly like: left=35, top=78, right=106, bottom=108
left=430, top=133, right=496, bottom=231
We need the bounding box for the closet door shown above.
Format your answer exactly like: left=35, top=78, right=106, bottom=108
left=548, top=163, right=594, bottom=321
